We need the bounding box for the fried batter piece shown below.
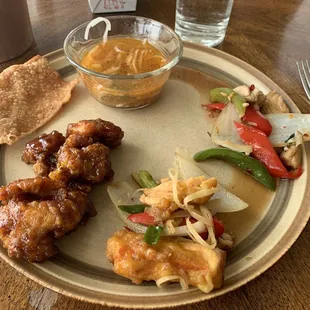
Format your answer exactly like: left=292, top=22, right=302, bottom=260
left=49, top=143, right=114, bottom=183
left=0, top=177, right=96, bottom=262
left=106, top=230, right=226, bottom=292
left=22, top=130, right=66, bottom=176
left=66, top=119, right=124, bottom=149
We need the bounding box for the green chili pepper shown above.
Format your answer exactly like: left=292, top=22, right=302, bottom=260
left=193, top=148, right=276, bottom=191
left=138, top=170, right=158, bottom=188
left=210, top=87, right=246, bottom=117
left=118, top=204, right=147, bottom=214
left=284, top=133, right=295, bottom=143
left=144, top=225, right=163, bottom=245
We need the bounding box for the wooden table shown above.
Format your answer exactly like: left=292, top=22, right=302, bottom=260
left=1, top=0, right=310, bottom=309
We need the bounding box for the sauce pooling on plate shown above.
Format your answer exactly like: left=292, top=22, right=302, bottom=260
left=81, top=38, right=167, bottom=75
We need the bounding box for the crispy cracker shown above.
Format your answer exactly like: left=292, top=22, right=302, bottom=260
left=0, top=55, right=79, bottom=145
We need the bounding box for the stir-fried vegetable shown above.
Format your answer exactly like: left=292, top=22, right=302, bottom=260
left=211, top=103, right=252, bottom=154
left=107, top=181, right=149, bottom=233
left=242, top=106, right=273, bottom=136
left=193, top=147, right=276, bottom=190
left=144, top=226, right=163, bottom=245
left=118, top=204, right=147, bottom=214
left=213, top=217, right=225, bottom=238
left=210, top=87, right=247, bottom=117
left=174, top=147, right=249, bottom=213
left=202, top=103, right=226, bottom=111
left=235, top=122, right=302, bottom=179
left=203, top=102, right=273, bottom=136
left=128, top=212, right=156, bottom=226
left=138, top=170, right=158, bottom=188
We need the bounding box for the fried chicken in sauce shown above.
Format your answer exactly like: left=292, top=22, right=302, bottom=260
left=22, top=130, right=65, bottom=176
left=0, top=177, right=96, bottom=262
left=49, top=142, right=114, bottom=183
left=22, top=119, right=124, bottom=184
left=66, top=119, right=124, bottom=149
left=106, top=230, right=225, bottom=292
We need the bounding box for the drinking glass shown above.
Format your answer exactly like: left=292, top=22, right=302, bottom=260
left=0, top=0, right=33, bottom=62
left=175, top=0, right=234, bottom=47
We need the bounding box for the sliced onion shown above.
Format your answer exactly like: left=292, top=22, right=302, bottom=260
left=186, top=218, right=215, bottom=249
left=174, top=148, right=249, bottom=213
left=211, top=103, right=252, bottom=154
left=183, top=187, right=218, bottom=208
left=266, top=113, right=310, bottom=146
left=162, top=221, right=206, bottom=236
left=107, top=181, right=148, bottom=234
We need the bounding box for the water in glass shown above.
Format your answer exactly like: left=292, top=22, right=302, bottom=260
left=175, top=0, right=234, bottom=47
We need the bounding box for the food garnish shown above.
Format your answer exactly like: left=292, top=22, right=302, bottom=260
left=0, top=55, right=79, bottom=145
left=194, top=148, right=276, bottom=190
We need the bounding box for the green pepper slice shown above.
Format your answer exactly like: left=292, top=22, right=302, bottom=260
left=193, top=148, right=276, bottom=191
left=118, top=204, right=147, bottom=214
left=144, top=225, right=163, bottom=245
left=139, top=170, right=158, bottom=188
left=210, top=87, right=246, bottom=117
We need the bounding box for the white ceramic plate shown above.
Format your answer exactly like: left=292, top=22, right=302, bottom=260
left=1, top=43, right=309, bottom=308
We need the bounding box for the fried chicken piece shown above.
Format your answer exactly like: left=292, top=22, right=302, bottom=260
left=107, top=230, right=226, bottom=292
left=66, top=119, right=124, bottom=149
left=21, top=130, right=66, bottom=176
left=140, top=176, right=217, bottom=221
left=0, top=177, right=96, bottom=262
left=49, top=143, right=114, bottom=183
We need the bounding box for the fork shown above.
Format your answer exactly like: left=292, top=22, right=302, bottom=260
left=296, top=60, right=310, bottom=100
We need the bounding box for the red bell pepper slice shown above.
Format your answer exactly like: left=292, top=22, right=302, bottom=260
left=234, top=122, right=302, bottom=179
left=201, top=103, right=226, bottom=111
left=242, top=106, right=273, bottom=136
left=213, top=217, right=225, bottom=238
left=128, top=212, right=156, bottom=226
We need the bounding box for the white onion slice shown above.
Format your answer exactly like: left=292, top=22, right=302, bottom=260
left=266, top=113, right=310, bottom=146
left=174, top=147, right=249, bottom=213
left=107, top=181, right=148, bottom=234
left=84, top=17, right=111, bottom=44
left=211, top=103, right=252, bottom=154
left=162, top=221, right=206, bottom=236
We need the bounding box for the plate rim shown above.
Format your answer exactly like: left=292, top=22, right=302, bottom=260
left=0, top=42, right=309, bottom=308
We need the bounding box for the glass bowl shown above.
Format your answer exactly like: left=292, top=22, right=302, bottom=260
left=64, top=16, right=183, bottom=109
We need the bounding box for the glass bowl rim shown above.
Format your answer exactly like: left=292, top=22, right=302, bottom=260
left=63, top=15, right=183, bottom=80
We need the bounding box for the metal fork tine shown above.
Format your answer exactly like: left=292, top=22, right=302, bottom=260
left=306, top=60, right=310, bottom=76
left=301, top=60, right=310, bottom=92
left=297, top=60, right=310, bottom=100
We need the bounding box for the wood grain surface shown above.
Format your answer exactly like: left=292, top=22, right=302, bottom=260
left=1, top=0, right=310, bottom=309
